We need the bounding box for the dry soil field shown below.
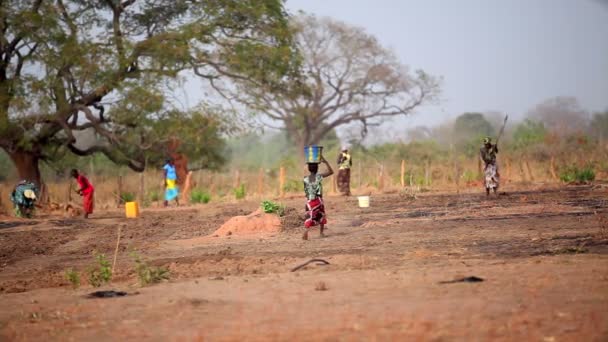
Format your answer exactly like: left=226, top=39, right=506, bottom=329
left=1, top=184, right=607, bottom=341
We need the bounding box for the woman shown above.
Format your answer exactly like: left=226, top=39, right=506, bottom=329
left=71, top=169, right=94, bottom=218
left=163, top=158, right=180, bottom=207
left=303, top=155, right=334, bottom=240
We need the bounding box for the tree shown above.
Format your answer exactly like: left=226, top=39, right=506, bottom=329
left=589, top=110, right=608, bottom=145
left=453, top=112, right=495, bottom=157
left=512, top=119, right=547, bottom=150
left=0, top=0, right=297, bottom=186
left=526, top=96, right=589, bottom=135
left=221, top=14, right=440, bottom=154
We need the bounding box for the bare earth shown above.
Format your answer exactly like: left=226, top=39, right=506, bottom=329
left=1, top=185, right=607, bottom=341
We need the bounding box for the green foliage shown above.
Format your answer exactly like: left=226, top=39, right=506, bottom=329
left=233, top=184, right=246, bottom=200
left=512, top=119, right=547, bottom=150
left=0, top=0, right=297, bottom=181
left=559, top=166, right=596, bottom=183
left=64, top=268, right=80, bottom=289
left=190, top=189, right=211, bottom=204
left=120, top=192, right=135, bottom=203
left=131, top=253, right=169, bottom=286
left=283, top=179, right=301, bottom=193
left=454, top=113, right=495, bottom=157
left=590, top=111, right=608, bottom=141
left=261, top=200, right=285, bottom=216
left=87, top=254, right=112, bottom=288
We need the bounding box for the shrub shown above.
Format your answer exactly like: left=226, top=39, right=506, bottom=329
left=261, top=200, right=285, bottom=216
left=131, top=253, right=169, bottom=286
left=233, top=184, right=246, bottom=200
left=560, top=165, right=595, bottom=183
left=120, top=192, right=135, bottom=203
left=87, top=253, right=112, bottom=287
left=64, top=268, right=80, bottom=289
left=190, top=189, right=211, bottom=204
left=147, top=190, right=160, bottom=202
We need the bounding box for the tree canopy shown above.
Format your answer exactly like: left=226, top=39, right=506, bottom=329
left=219, top=14, right=440, bottom=151
left=0, top=0, right=298, bottom=185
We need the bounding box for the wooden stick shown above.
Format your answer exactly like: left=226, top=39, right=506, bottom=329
left=257, top=168, right=264, bottom=194
left=400, top=160, right=406, bottom=188
left=279, top=166, right=285, bottom=198
left=112, top=225, right=122, bottom=274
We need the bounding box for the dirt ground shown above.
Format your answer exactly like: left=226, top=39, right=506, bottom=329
left=1, top=184, right=607, bottom=341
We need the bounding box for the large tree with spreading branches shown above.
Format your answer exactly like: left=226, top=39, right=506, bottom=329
left=0, top=0, right=298, bottom=186
left=219, top=14, right=440, bottom=153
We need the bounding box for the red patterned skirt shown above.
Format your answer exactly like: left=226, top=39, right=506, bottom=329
left=304, top=197, right=327, bottom=228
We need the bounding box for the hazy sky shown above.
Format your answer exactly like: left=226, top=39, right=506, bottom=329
left=284, top=0, right=608, bottom=130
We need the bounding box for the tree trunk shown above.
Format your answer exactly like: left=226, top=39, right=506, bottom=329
left=7, top=149, right=42, bottom=187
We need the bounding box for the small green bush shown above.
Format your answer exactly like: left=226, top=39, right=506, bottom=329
left=120, top=192, right=135, bottom=203
left=147, top=190, right=160, bottom=202
left=64, top=268, right=80, bottom=289
left=261, top=200, right=285, bottom=216
left=560, top=165, right=595, bottom=183
left=87, top=253, right=112, bottom=287
left=233, top=184, right=246, bottom=200
left=131, top=253, right=169, bottom=286
left=190, top=189, right=211, bottom=204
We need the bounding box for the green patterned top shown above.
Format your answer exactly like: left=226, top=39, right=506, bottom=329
left=303, top=174, right=324, bottom=200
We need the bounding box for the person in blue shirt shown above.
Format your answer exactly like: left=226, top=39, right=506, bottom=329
left=163, top=158, right=179, bottom=207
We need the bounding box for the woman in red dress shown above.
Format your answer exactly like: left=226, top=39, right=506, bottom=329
left=71, top=169, right=94, bottom=218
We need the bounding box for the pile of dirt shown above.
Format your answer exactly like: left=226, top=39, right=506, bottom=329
left=212, top=209, right=281, bottom=236
left=280, top=207, right=304, bottom=233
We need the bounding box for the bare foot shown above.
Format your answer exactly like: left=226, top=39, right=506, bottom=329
left=302, top=231, right=309, bottom=240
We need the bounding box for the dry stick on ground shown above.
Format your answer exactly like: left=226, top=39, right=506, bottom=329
left=112, top=225, right=122, bottom=274
left=290, top=259, right=330, bottom=272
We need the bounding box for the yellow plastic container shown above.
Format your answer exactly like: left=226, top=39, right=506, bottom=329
left=125, top=201, right=139, bottom=218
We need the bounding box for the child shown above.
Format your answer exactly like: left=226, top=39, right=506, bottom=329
left=303, top=155, right=334, bottom=240
left=71, top=169, right=94, bottom=218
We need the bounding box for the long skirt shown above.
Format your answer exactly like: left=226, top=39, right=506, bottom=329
left=337, top=169, right=351, bottom=195
left=165, top=179, right=179, bottom=201
left=83, top=190, right=94, bottom=214
left=484, top=163, right=500, bottom=190
left=304, top=197, right=327, bottom=228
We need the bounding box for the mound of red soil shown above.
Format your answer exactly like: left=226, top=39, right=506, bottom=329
left=212, top=209, right=281, bottom=236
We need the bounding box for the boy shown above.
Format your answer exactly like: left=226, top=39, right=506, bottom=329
left=303, top=155, right=334, bottom=240
left=71, top=169, right=94, bottom=218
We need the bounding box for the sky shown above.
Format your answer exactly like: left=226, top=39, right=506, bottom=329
left=281, top=0, right=608, bottom=132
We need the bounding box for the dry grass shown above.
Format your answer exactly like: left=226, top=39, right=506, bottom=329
left=0, top=158, right=605, bottom=215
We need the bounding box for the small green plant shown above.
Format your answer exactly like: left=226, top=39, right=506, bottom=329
left=87, top=253, right=112, bottom=287
left=559, top=165, right=595, bottom=183
left=261, top=200, right=285, bottom=216
left=190, top=189, right=211, bottom=204
left=120, top=192, right=135, bottom=203
left=131, top=253, right=169, bottom=286
left=233, top=184, right=246, bottom=200
left=147, top=190, right=160, bottom=202
left=64, top=268, right=80, bottom=289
